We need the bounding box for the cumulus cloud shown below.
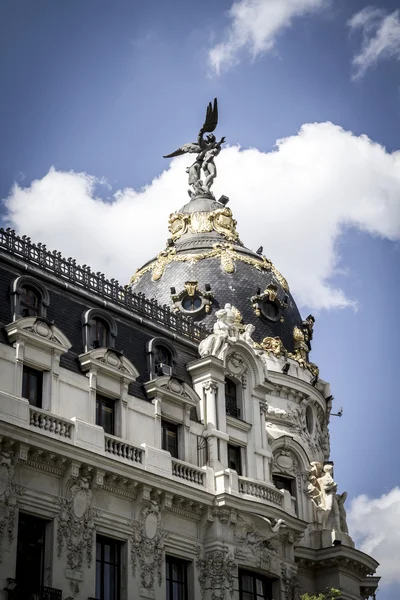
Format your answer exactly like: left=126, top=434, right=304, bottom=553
left=3, top=121, right=400, bottom=311
left=208, top=0, right=326, bottom=74
left=348, top=488, right=400, bottom=584
left=348, top=6, right=400, bottom=80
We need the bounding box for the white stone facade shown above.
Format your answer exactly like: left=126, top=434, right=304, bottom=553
left=0, top=236, right=380, bottom=600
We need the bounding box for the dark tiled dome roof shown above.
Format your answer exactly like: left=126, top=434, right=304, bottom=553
left=129, top=195, right=303, bottom=353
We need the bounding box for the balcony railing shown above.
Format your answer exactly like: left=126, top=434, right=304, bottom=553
left=5, top=579, right=62, bottom=600
left=0, top=227, right=209, bottom=342
left=172, top=458, right=205, bottom=487
left=30, top=407, right=73, bottom=440
left=104, top=434, right=143, bottom=464
left=225, top=394, right=241, bottom=419
left=238, top=476, right=284, bottom=507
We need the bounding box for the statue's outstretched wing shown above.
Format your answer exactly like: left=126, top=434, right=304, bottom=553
left=163, top=142, right=201, bottom=159
left=201, top=98, right=218, bottom=133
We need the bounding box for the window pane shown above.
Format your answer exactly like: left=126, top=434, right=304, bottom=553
left=155, top=346, right=172, bottom=366
left=22, top=367, right=42, bottom=408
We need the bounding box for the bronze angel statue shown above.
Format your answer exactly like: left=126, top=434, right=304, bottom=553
left=163, top=98, right=226, bottom=198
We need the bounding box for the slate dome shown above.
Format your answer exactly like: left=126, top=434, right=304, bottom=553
left=129, top=194, right=305, bottom=354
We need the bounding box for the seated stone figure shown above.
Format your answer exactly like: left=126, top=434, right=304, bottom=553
left=199, top=308, right=235, bottom=359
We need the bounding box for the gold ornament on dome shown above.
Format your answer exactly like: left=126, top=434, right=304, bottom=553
left=184, top=281, right=198, bottom=297
left=293, top=326, right=305, bottom=342
left=168, top=207, right=240, bottom=243
left=130, top=243, right=289, bottom=290
left=258, top=336, right=287, bottom=358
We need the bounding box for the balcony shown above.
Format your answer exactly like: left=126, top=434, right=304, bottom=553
left=225, top=394, right=241, bottom=419
left=5, top=579, right=62, bottom=600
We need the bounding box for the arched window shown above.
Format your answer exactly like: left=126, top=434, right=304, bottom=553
left=147, top=337, right=177, bottom=378
left=83, top=309, right=117, bottom=352
left=11, top=276, right=50, bottom=321
left=225, top=377, right=240, bottom=419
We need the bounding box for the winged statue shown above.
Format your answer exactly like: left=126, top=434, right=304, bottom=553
left=163, top=98, right=226, bottom=199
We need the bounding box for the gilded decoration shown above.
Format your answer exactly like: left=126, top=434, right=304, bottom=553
left=131, top=243, right=289, bottom=290
left=258, top=336, right=287, bottom=358
left=168, top=207, right=239, bottom=243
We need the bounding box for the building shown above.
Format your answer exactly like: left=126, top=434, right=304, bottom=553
left=0, top=105, right=380, bottom=600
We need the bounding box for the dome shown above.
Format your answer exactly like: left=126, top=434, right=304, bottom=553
left=129, top=194, right=309, bottom=355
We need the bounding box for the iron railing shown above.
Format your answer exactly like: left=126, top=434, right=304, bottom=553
left=225, top=394, right=241, bottom=419
left=5, top=579, right=62, bottom=600
left=0, top=228, right=209, bottom=343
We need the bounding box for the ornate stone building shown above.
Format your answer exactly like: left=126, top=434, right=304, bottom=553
left=0, top=102, right=380, bottom=600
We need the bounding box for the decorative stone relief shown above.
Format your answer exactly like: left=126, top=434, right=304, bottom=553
left=196, top=546, right=236, bottom=600
left=233, top=515, right=284, bottom=572
left=281, top=564, right=300, bottom=600
left=0, top=445, right=23, bottom=562
left=130, top=498, right=169, bottom=591
left=57, top=474, right=99, bottom=596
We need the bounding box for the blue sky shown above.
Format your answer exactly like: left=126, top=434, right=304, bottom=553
left=1, top=0, right=400, bottom=595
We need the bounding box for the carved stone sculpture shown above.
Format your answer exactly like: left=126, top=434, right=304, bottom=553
left=198, top=307, right=235, bottom=359
left=307, top=463, right=343, bottom=532
left=336, top=491, right=349, bottom=534
left=163, top=99, right=226, bottom=199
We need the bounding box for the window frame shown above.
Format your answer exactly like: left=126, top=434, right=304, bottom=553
left=165, top=555, right=189, bottom=600
left=96, top=535, right=121, bottom=600
left=147, top=337, right=177, bottom=378
left=83, top=308, right=118, bottom=352
left=225, top=377, right=241, bottom=419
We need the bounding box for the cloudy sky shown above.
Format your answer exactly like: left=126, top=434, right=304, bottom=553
left=1, top=0, right=400, bottom=594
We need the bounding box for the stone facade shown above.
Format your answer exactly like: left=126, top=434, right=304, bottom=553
left=0, top=227, right=380, bottom=600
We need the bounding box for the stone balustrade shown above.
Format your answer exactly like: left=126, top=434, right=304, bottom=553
left=172, top=458, right=205, bottom=487
left=238, top=476, right=284, bottom=507
left=104, top=434, right=143, bottom=464
left=30, top=407, right=74, bottom=440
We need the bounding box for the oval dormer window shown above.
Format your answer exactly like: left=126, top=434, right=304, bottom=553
left=182, top=294, right=202, bottom=312
left=261, top=300, right=280, bottom=322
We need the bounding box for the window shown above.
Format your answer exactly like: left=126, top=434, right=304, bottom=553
left=92, top=318, right=109, bottom=348
left=20, top=285, right=40, bottom=317
left=12, top=275, right=49, bottom=320
left=15, top=513, right=49, bottom=597
left=22, top=366, right=43, bottom=408
left=162, top=420, right=179, bottom=458
left=272, top=475, right=295, bottom=496
left=83, top=308, right=117, bottom=351
left=261, top=300, right=280, bottom=322
left=225, top=377, right=240, bottom=419
left=96, top=394, right=115, bottom=435
left=227, top=443, right=242, bottom=475
left=239, top=570, right=273, bottom=600
left=155, top=345, right=172, bottom=371
left=96, top=535, right=121, bottom=600
left=181, top=294, right=202, bottom=312
left=166, top=555, right=188, bottom=600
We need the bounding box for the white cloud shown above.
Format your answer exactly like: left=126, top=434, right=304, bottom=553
left=208, top=0, right=326, bottom=74
left=348, top=6, right=400, bottom=80
left=3, top=121, right=400, bottom=311
left=348, top=488, right=400, bottom=584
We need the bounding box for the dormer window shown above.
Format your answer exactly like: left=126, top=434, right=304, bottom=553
left=11, top=275, right=49, bottom=321
left=181, top=294, right=202, bottom=312
left=171, top=281, right=213, bottom=317
left=147, top=337, right=177, bottom=378
left=83, top=309, right=117, bottom=352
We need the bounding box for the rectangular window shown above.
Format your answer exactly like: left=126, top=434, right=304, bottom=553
left=239, top=570, right=273, bottom=600
left=227, top=443, right=242, bottom=476
left=96, top=535, right=121, bottom=600
left=166, top=555, right=188, bottom=600
left=96, top=394, right=115, bottom=435
left=15, top=513, right=48, bottom=595
left=161, top=420, right=179, bottom=459
left=22, top=366, right=43, bottom=408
